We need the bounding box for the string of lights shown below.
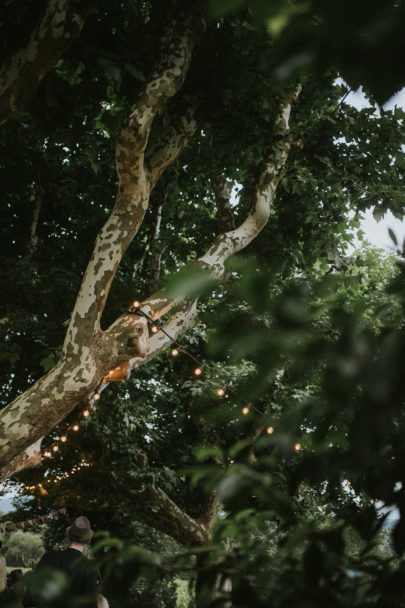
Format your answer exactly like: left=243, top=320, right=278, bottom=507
left=128, top=301, right=266, bottom=416
left=20, top=460, right=91, bottom=494
left=24, top=298, right=302, bottom=491
left=130, top=301, right=301, bottom=451
left=42, top=390, right=102, bottom=459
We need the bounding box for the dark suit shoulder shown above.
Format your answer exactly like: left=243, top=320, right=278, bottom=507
left=37, top=548, right=83, bottom=570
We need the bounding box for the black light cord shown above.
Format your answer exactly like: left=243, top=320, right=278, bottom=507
left=128, top=305, right=264, bottom=415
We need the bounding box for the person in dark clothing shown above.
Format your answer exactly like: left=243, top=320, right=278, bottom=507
left=8, top=568, right=24, bottom=589
left=35, top=515, right=98, bottom=608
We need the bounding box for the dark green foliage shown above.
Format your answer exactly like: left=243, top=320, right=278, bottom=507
left=209, top=0, right=405, bottom=104
left=1, top=1, right=405, bottom=607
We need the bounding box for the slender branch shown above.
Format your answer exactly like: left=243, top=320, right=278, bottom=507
left=148, top=214, right=163, bottom=292
left=24, top=184, right=45, bottom=263
left=132, top=241, right=150, bottom=278
left=0, top=0, right=85, bottom=126
left=116, top=437, right=210, bottom=547
left=196, top=492, right=221, bottom=528
left=132, top=182, right=168, bottom=281
left=211, top=174, right=235, bottom=233
left=148, top=183, right=168, bottom=292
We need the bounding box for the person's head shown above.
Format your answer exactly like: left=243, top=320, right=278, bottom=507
left=66, top=516, right=94, bottom=546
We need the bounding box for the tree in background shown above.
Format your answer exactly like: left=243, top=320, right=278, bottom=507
left=5, top=530, right=44, bottom=569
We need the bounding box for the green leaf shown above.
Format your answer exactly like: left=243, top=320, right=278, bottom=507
left=194, top=445, right=224, bottom=461
left=164, top=265, right=216, bottom=300
left=217, top=471, right=248, bottom=502
left=208, top=0, right=247, bottom=17
left=388, top=228, right=398, bottom=246
left=40, top=353, right=57, bottom=372
left=229, top=439, right=253, bottom=459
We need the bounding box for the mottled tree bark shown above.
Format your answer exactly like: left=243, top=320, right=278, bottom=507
left=0, top=0, right=85, bottom=126
left=0, top=6, right=207, bottom=479
left=0, top=10, right=300, bottom=484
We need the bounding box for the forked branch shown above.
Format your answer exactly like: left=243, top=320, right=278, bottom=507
left=0, top=83, right=301, bottom=481
left=63, top=8, right=206, bottom=352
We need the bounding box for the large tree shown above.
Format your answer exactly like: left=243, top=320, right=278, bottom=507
left=0, top=0, right=305, bottom=480
left=1, top=0, right=405, bottom=598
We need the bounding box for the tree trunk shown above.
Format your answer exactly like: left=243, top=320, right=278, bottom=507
left=0, top=9, right=300, bottom=480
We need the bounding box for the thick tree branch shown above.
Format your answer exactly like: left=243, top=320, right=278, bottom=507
left=0, top=304, right=197, bottom=481
left=63, top=8, right=206, bottom=353
left=198, top=85, right=301, bottom=278
left=131, top=484, right=211, bottom=547
left=117, top=11, right=206, bottom=194
left=0, top=439, right=43, bottom=480
left=112, top=299, right=198, bottom=375
left=146, top=101, right=199, bottom=188
left=116, top=86, right=302, bottom=325
left=0, top=0, right=85, bottom=126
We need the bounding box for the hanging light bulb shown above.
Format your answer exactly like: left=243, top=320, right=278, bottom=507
left=93, top=392, right=101, bottom=401
left=294, top=443, right=302, bottom=452
left=266, top=426, right=274, bottom=435
left=151, top=325, right=159, bottom=334
left=346, top=480, right=352, bottom=486
left=52, top=444, right=59, bottom=452
left=132, top=300, right=140, bottom=309
left=72, top=423, right=79, bottom=431
left=60, top=435, right=67, bottom=443
left=194, top=367, right=202, bottom=377
left=44, top=450, right=52, bottom=458
left=171, top=347, right=179, bottom=357
left=83, top=409, right=90, bottom=417
left=242, top=406, right=250, bottom=415
left=216, top=387, right=226, bottom=397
